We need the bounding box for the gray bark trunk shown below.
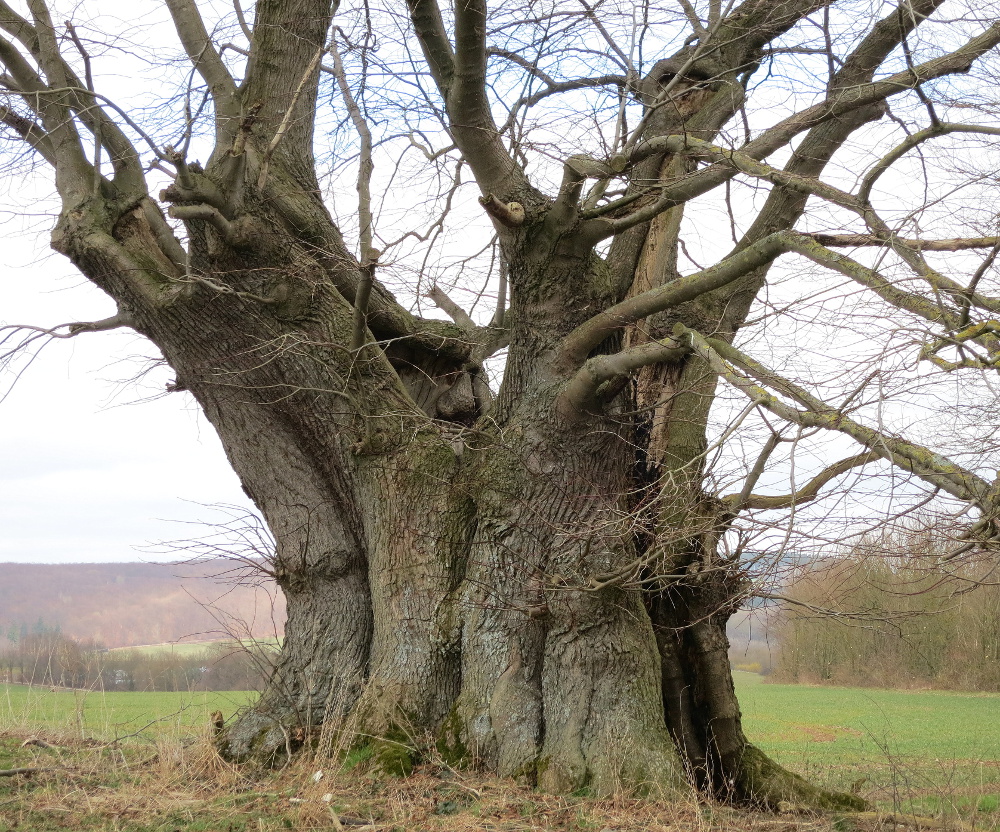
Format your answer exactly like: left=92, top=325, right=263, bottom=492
left=453, top=406, right=687, bottom=794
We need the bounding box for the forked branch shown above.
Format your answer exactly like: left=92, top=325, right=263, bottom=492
left=164, top=0, right=238, bottom=126
left=681, top=325, right=993, bottom=506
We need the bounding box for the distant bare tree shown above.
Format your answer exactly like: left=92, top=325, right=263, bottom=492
left=2, top=0, right=1000, bottom=807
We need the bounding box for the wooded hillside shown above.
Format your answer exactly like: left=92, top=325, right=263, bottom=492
left=0, top=560, right=283, bottom=648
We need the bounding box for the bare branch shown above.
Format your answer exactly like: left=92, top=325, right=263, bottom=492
left=585, top=21, right=1000, bottom=236
left=479, top=194, right=525, bottom=228
left=63, top=20, right=100, bottom=196
left=405, top=0, right=455, bottom=91
left=329, top=34, right=381, bottom=352
left=1, top=313, right=133, bottom=341
left=233, top=0, right=253, bottom=42
left=0, top=104, right=53, bottom=163
left=676, top=0, right=708, bottom=39
left=557, top=336, right=689, bottom=418
left=407, top=0, right=527, bottom=197
left=425, top=286, right=475, bottom=330
left=858, top=123, right=1000, bottom=205
left=15, top=3, right=92, bottom=200
left=168, top=203, right=239, bottom=243
left=577, top=0, right=632, bottom=72
left=329, top=36, right=376, bottom=262
left=351, top=263, right=376, bottom=351
left=730, top=431, right=783, bottom=511
left=164, top=0, right=239, bottom=127
left=486, top=46, right=557, bottom=86
left=499, top=75, right=628, bottom=135
left=257, top=41, right=328, bottom=189
left=809, top=234, right=1000, bottom=251
left=492, top=259, right=507, bottom=329
left=682, top=326, right=993, bottom=505
left=725, top=452, right=880, bottom=511
left=559, top=230, right=802, bottom=367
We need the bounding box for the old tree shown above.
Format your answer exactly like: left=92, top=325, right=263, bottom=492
left=3, top=0, right=1000, bottom=806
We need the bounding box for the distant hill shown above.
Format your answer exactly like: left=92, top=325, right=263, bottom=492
left=0, top=560, right=285, bottom=648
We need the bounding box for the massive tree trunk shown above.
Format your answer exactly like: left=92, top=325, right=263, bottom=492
left=4, top=0, right=998, bottom=810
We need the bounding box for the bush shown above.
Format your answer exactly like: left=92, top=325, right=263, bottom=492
left=772, top=527, right=1000, bottom=692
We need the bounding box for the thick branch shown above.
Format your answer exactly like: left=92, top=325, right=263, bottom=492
left=351, top=263, right=375, bottom=351
left=809, top=234, right=1000, bottom=251
left=557, top=336, right=689, bottom=417
left=168, top=203, right=242, bottom=244
left=425, top=286, right=475, bottom=330
left=164, top=0, right=239, bottom=129
left=241, top=0, right=333, bottom=178
left=0, top=104, right=53, bottom=163
left=233, top=0, right=253, bottom=42
left=724, top=452, right=880, bottom=511
left=786, top=235, right=1000, bottom=326
left=479, top=194, right=525, bottom=228
left=559, top=230, right=802, bottom=367
left=10, top=6, right=92, bottom=201
left=256, top=40, right=327, bottom=188
left=586, top=21, right=1000, bottom=237
left=405, top=0, right=455, bottom=91
left=407, top=0, right=527, bottom=198
left=568, top=223, right=1000, bottom=378
left=742, top=21, right=1000, bottom=164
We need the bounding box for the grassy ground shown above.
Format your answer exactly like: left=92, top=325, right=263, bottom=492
left=0, top=685, right=254, bottom=741
left=0, top=676, right=997, bottom=830
left=736, top=672, right=1000, bottom=819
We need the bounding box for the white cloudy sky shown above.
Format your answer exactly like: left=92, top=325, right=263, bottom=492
left=0, top=2, right=258, bottom=564
left=1, top=210, right=252, bottom=564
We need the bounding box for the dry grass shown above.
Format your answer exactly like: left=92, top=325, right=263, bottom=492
left=0, top=725, right=995, bottom=832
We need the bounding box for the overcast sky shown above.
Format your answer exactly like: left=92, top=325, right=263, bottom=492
left=1, top=224, right=253, bottom=564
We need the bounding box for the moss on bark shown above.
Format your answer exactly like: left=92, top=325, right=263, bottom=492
left=734, top=744, right=867, bottom=811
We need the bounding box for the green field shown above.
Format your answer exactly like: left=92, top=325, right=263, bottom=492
left=2, top=674, right=998, bottom=816
left=108, top=637, right=282, bottom=657
left=735, top=672, right=1000, bottom=815
left=0, top=684, right=254, bottom=741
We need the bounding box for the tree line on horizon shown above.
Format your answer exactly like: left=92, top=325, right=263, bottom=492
left=0, top=629, right=272, bottom=693
left=772, top=529, right=1000, bottom=691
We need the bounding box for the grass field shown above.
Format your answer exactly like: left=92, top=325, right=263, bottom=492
left=1, top=675, right=998, bottom=829
left=0, top=684, right=254, bottom=741
left=735, top=672, right=1000, bottom=816
left=108, top=637, right=282, bottom=657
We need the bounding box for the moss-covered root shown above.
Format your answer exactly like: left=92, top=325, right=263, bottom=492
left=734, top=744, right=868, bottom=812
left=216, top=707, right=306, bottom=767
left=369, top=728, right=421, bottom=777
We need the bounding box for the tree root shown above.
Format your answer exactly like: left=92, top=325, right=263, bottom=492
left=734, top=744, right=867, bottom=811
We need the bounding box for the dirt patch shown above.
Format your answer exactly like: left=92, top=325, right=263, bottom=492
left=792, top=724, right=839, bottom=742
